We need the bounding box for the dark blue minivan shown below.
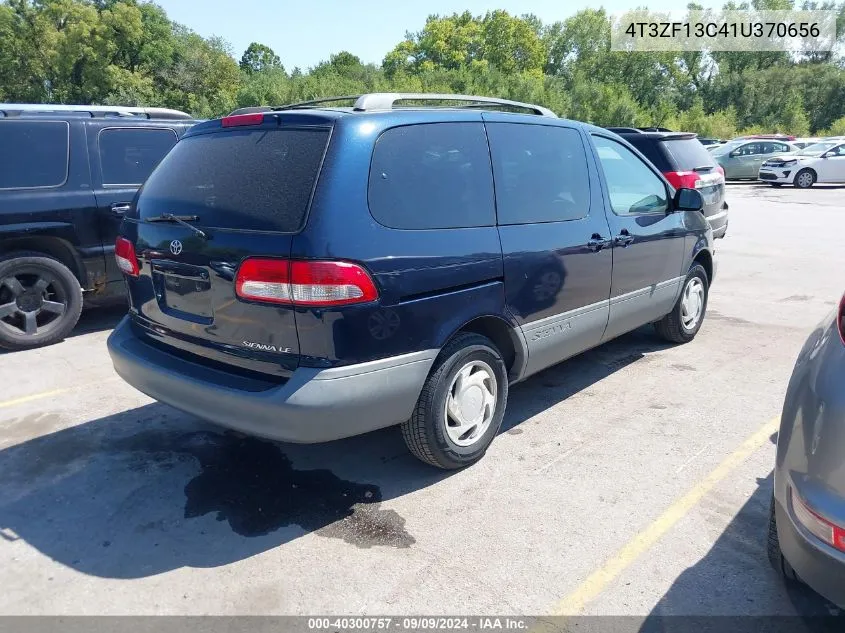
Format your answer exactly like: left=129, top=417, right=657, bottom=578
left=107, top=93, right=716, bottom=469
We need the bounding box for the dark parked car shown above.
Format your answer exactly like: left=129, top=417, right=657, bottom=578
left=0, top=103, right=199, bottom=350
left=768, top=292, right=845, bottom=607
left=697, top=138, right=725, bottom=146
left=107, top=93, right=717, bottom=469
left=606, top=127, right=729, bottom=239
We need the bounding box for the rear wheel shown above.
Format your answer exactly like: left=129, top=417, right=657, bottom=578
left=794, top=169, right=815, bottom=189
left=654, top=263, right=708, bottom=344
left=401, top=332, right=508, bottom=469
left=0, top=253, right=83, bottom=350
left=767, top=494, right=800, bottom=582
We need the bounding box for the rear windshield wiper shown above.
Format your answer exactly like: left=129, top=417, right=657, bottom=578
left=693, top=165, right=714, bottom=172
left=145, top=213, right=208, bottom=240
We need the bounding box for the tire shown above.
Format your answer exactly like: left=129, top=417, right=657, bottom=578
left=794, top=169, right=816, bottom=189
left=654, top=263, right=709, bottom=344
left=0, top=252, right=83, bottom=350
left=767, top=494, right=800, bottom=582
left=401, top=332, right=508, bottom=470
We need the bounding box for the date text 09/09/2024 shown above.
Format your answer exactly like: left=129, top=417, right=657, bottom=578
left=307, top=618, right=528, bottom=631
left=624, top=21, right=821, bottom=39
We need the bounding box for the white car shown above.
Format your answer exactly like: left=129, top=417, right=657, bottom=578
left=758, top=138, right=845, bottom=188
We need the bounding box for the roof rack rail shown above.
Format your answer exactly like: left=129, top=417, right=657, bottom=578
left=230, top=93, right=558, bottom=118
left=353, top=93, right=557, bottom=117
left=0, top=103, right=194, bottom=120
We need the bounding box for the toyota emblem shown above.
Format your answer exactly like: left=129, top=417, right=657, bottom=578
left=169, top=240, right=183, bottom=255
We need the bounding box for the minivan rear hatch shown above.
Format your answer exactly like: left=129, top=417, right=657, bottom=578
left=123, top=120, right=331, bottom=378
left=661, top=136, right=724, bottom=212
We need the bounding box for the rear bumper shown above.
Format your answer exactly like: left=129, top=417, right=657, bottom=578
left=705, top=204, right=729, bottom=238
left=107, top=316, right=437, bottom=443
left=775, top=495, right=845, bottom=608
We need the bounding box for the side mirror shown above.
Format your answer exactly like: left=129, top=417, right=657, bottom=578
left=729, top=150, right=739, bottom=157
left=673, top=187, right=704, bottom=212
left=821, top=152, right=832, bottom=159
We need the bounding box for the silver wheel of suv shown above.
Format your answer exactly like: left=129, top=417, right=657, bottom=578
left=681, top=277, right=705, bottom=331
left=444, top=360, right=498, bottom=447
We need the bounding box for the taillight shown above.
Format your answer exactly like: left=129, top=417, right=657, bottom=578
left=791, top=487, right=845, bottom=552
left=221, top=113, right=265, bottom=128
left=115, top=237, right=139, bottom=277
left=664, top=171, right=702, bottom=189
left=235, top=258, right=379, bottom=307
left=837, top=292, right=845, bottom=346
left=715, top=165, right=725, bottom=178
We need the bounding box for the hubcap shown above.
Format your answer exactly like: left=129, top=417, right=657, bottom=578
left=444, top=360, right=498, bottom=447
left=680, top=277, right=705, bottom=330
left=798, top=173, right=813, bottom=187
left=0, top=272, right=67, bottom=337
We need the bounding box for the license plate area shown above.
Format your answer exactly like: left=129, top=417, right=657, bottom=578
left=151, top=260, right=213, bottom=323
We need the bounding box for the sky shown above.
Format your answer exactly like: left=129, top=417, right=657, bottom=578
left=154, top=0, right=723, bottom=71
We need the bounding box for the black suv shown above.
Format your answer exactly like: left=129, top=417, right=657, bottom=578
left=0, top=104, right=199, bottom=350
left=108, top=93, right=716, bottom=469
left=606, top=128, right=729, bottom=238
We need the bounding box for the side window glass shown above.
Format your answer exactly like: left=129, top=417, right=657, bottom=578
left=0, top=121, right=69, bottom=189
left=832, top=145, right=845, bottom=156
left=592, top=136, right=668, bottom=216
left=741, top=143, right=761, bottom=156
left=774, top=143, right=789, bottom=153
left=368, top=123, right=495, bottom=229
left=486, top=123, right=589, bottom=224
left=99, top=128, right=178, bottom=186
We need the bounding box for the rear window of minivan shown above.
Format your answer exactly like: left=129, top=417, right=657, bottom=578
left=137, top=127, right=330, bottom=232
left=662, top=138, right=717, bottom=169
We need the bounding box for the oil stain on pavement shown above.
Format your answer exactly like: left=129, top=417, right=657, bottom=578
left=182, top=432, right=415, bottom=548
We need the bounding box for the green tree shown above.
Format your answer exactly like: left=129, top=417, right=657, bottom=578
left=240, top=42, right=283, bottom=74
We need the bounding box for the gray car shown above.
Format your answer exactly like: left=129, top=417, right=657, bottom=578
left=713, top=139, right=799, bottom=179
left=768, top=292, right=845, bottom=607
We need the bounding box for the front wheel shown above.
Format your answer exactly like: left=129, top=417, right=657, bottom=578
left=401, top=332, right=508, bottom=469
left=794, top=169, right=815, bottom=189
left=0, top=253, right=83, bottom=350
left=654, top=263, right=709, bottom=344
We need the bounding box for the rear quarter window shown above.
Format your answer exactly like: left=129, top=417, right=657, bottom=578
left=623, top=137, right=672, bottom=171
left=368, top=122, right=495, bottom=229
left=98, top=127, right=178, bottom=185
left=0, top=121, right=69, bottom=190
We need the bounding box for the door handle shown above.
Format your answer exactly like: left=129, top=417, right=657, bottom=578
left=614, top=230, right=635, bottom=247
left=111, top=203, right=131, bottom=216
left=587, top=234, right=612, bottom=252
